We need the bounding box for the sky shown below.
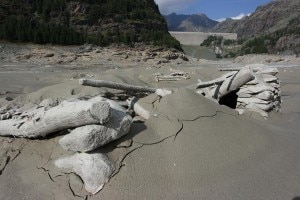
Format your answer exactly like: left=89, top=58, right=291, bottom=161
left=154, top=0, right=271, bottom=21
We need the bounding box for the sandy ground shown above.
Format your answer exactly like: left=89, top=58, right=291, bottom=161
left=0, top=43, right=300, bottom=200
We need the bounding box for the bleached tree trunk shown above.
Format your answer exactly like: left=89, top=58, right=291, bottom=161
left=195, top=72, right=236, bottom=89
left=213, top=67, right=255, bottom=99
left=80, top=79, right=173, bottom=97
left=0, top=101, right=111, bottom=138
left=59, top=97, right=132, bottom=152
left=127, top=97, right=151, bottom=120
left=79, top=79, right=157, bottom=93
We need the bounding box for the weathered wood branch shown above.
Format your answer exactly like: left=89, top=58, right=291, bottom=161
left=0, top=100, right=111, bottom=138
left=219, top=67, right=278, bottom=75
left=80, top=79, right=173, bottom=97
left=216, top=67, right=255, bottom=99
left=195, top=72, right=236, bottom=89
left=127, top=97, right=150, bottom=120
left=79, top=79, right=156, bottom=93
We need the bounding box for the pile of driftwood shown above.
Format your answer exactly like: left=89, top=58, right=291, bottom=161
left=154, top=71, right=189, bottom=82
left=236, top=66, right=280, bottom=117
left=196, top=64, right=280, bottom=117
left=0, top=96, right=132, bottom=194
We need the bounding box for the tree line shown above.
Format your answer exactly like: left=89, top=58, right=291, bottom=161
left=0, top=0, right=182, bottom=50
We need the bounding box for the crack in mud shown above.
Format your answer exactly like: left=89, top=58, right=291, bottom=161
left=0, top=143, right=24, bottom=176
left=111, top=144, right=144, bottom=178
left=68, top=175, right=88, bottom=199
left=112, top=109, right=234, bottom=179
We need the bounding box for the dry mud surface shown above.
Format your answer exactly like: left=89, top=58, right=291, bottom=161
left=0, top=43, right=300, bottom=200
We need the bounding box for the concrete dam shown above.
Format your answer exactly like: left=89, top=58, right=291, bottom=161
left=169, top=31, right=237, bottom=46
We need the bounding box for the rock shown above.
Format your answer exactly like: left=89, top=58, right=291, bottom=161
left=44, top=53, right=55, bottom=58
left=156, top=59, right=170, bottom=65
left=55, top=153, right=115, bottom=195
left=24, top=54, right=33, bottom=59
left=179, top=54, right=189, bottom=61
left=162, top=52, right=178, bottom=60
left=4, top=97, right=13, bottom=101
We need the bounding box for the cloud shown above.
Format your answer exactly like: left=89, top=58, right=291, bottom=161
left=216, top=13, right=251, bottom=22
left=216, top=18, right=226, bottom=22
left=231, top=13, right=251, bottom=20
left=154, top=0, right=198, bottom=14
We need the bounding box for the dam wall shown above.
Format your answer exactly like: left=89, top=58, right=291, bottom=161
left=169, top=32, right=237, bottom=46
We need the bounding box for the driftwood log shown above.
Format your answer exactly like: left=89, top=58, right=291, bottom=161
left=216, top=67, right=255, bottom=99
left=0, top=100, right=111, bottom=138
left=197, top=67, right=255, bottom=100
left=55, top=153, right=115, bottom=195
left=196, top=72, right=236, bottom=89
left=79, top=79, right=172, bottom=97
left=127, top=97, right=151, bottom=120
left=79, top=79, right=157, bottom=93
left=59, top=97, right=132, bottom=152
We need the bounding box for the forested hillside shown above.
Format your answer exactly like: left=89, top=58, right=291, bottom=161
left=0, top=0, right=181, bottom=49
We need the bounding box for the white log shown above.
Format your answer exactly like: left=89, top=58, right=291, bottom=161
left=59, top=97, right=132, bottom=152
left=196, top=72, right=236, bottom=89
left=80, top=79, right=172, bottom=97
left=255, top=68, right=279, bottom=75
left=236, top=91, right=252, bottom=98
left=239, top=84, right=276, bottom=94
left=55, top=153, right=115, bottom=195
left=127, top=97, right=150, bottom=120
left=270, top=82, right=280, bottom=89
left=215, top=67, right=255, bottom=99
left=155, top=89, right=173, bottom=97
left=245, top=102, right=274, bottom=112
left=196, top=79, right=210, bottom=96
left=237, top=108, right=269, bottom=118
left=262, top=75, right=279, bottom=83
left=219, top=66, right=278, bottom=75
left=255, top=91, right=274, bottom=101
left=237, top=97, right=271, bottom=105
left=79, top=79, right=156, bottom=93
left=0, top=101, right=111, bottom=138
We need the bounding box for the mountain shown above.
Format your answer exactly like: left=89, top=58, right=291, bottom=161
left=214, top=0, right=300, bottom=38
left=164, top=13, right=218, bottom=32
left=214, top=0, right=300, bottom=54
left=0, top=0, right=181, bottom=49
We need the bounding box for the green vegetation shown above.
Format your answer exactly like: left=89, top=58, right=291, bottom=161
left=0, top=16, right=84, bottom=45
left=0, top=0, right=181, bottom=50
left=200, top=35, right=239, bottom=59
left=240, top=17, right=300, bottom=54
left=223, top=39, right=235, bottom=46
left=200, top=35, right=223, bottom=47
left=199, top=17, right=300, bottom=57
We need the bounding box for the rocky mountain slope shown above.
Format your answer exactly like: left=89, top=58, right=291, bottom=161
left=213, top=0, right=300, bottom=55
left=164, top=13, right=218, bottom=32
left=0, top=0, right=180, bottom=49
left=214, top=0, right=300, bottom=38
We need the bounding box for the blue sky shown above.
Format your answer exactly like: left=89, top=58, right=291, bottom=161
left=155, top=0, right=271, bottom=21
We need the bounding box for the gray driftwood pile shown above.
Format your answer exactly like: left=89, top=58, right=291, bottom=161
left=235, top=66, right=281, bottom=117
left=0, top=96, right=132, bottom=194
left=197, top=64, right=281, bottom=117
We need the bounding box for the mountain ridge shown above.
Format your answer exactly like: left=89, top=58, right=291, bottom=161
left=164, top=13, right=218, bottom=32
left=0, top=0, right=181, bottom=49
